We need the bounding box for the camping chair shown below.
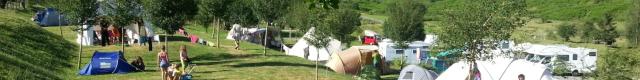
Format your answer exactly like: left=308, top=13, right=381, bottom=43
left=181, top=64, right=197, bottom=80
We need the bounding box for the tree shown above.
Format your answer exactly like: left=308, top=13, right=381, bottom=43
left=142, top=0, right=197, bottom=46
left=303, top=0, right=340, bottom=80
left=102, top=0, right=143, bottom=53
left=196, top=0, right=232, bottom=48
left=383, top=0, right=426, bottom=49
left=594, top=13, right=618, bottom=47
left=580, top=21, right=600, bottom=43
left=49, top=0, right=99, bottom=70
left=626, top=0, right=640, bottom=48
left=225, top=0, right=259, bottom=26
left=438, top=0, right=527, bottom=79
left=250, top=0, right=290, bottom=56
left=557, top=23, right=577, bottom=41
left=323, top=7, right=361, bottom=47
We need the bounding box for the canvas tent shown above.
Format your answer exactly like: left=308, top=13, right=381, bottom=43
left=76, top=25, right=96, bottom=46
left=33, top=8, right=68, bottom=26
left=283, top=27, right=342, bottom=61
left=436, top=57, right=553, bottom=80
left=325, top=45, right=378, bottom=75
left=79, top=51, right=137, bottom=75
left=398, top=65, right=439, bottom=80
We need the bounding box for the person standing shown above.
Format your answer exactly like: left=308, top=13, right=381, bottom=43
left=179, top=45, right=190, bottom=70
left=157, top=46, right=170, bottom=80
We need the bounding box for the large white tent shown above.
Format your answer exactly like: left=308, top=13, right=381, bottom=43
left=282, top=27, right=342, bottom=61
left=436, top=57, right=553, bottom=80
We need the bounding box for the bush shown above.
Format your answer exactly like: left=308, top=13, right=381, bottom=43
left=356, top=65, right=381, bottom=80
left=552, top=59, right=570, bottom=76
left=390, top=57, right=407, bottom=70
left=596, top=49, right=640, bottom=80
left=557, top=23, right=577, bottom=41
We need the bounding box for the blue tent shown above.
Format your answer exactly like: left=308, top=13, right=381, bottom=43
left=79, top=51, right=137, bottom=75
left=34, top=8, right=68, bottom=26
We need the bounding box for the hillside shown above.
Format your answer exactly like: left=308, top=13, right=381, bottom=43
left=0, top=10, right=76, bottom=79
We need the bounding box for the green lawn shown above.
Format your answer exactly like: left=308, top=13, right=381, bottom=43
left=39, top=22, right=354, bottom=80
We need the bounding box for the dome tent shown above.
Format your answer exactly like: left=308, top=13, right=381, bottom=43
left=78, top=51, right=137, bottom=75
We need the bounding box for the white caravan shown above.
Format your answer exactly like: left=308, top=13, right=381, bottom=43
left=515, top=43, right=597, bottom=75
left=378, top=39, right=433, bottom=64
left=437, top=57, right=554, bottom=80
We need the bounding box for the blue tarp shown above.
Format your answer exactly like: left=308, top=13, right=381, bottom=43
left=34, top=8, right=68, bottom=26
left=79, top=51, right=137, bottom=75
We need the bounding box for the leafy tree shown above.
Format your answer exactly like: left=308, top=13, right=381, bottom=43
left=49, top=0, right=99, bottom=70
left=225, top=0, right=259, bottom=26
left=594, top=13, right=618, bottom=47
left=323, top=8, right=361, bottom=47
left=142, top=0, right=197, bottom=46
left=383, top=0, right=426, bottom=48
left=580, top=21, right=599, bottom=43
left=279, top=1, right=314, bottom=34
left=302, top=0, right=340, bottom=80
left=250, top=0, right=291, bottom=55
left=557, top=23, right=577, bottom=41
left=195, top=0, right=231, bottom=32
left=626, top=0, right=640, bottom=48
left=102, top=0, right=143, bottom=52
left=552, top=59, right=570, bottom=76
left=438, top=0, right=527, bottom=79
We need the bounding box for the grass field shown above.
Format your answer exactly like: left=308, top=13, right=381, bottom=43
left=1, top=9, right=353, bottom=79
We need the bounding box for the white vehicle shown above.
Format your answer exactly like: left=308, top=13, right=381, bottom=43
left=378, top=39, right=433, bottom=64
left=515, top=43, right=597, bottom=76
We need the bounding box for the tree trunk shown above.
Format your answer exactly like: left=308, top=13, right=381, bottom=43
left=217, top=21, right=221, bottom=48
left=122, top=26, right=125, bottom=53
left=315, top=48, right=320, bottom=80
left=212, top=19, right=216, bottom=47
left=264, top=22, right=270, bottom=56
left=164, top=34, right=168, bottom=47
left=78, top=25, right=83, bottom=69
left=59, top=15, right=63, bottom=38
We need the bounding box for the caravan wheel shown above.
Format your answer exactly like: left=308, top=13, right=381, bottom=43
left=571, top=70, right=580, bottom=76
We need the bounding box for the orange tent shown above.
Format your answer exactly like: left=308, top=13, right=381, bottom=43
left=325, top=46, right=379, bottom=75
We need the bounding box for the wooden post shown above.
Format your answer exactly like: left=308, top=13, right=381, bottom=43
left=217, top=21, right=221, bottom=48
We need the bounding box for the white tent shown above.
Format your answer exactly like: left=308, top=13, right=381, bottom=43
left=283, top=27, right=342, bottom=61
left=436, top=57, right=553, bottom=80
left=423, top=34, right=437, bottom=45
left=76, top=25, right=95, bottom=46
left=398, top=65, right=439, bottom=80
left=226, top=24, right=281, bottom=47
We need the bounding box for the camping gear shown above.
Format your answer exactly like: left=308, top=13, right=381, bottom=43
left=189, top=35, right=198, bottom=44
left=436, top=57, right=553, bottom=80
left=79, top=51, right=138, bottom=75
left=325, top=46, right=378, bottom=75
left=282, top=27, right=342, bottom=61
left=398, top=65, right=439, bottom=80
left=33, top=8, right=68, bottom=26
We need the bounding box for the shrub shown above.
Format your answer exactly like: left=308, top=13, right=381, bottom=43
left=557, top=23, right=577, bottom=41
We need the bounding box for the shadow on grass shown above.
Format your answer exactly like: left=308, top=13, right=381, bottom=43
left=159, top=35, right=190, bottom=42
left=193, top=69, right=230, bottom=74
left=227, top=61, right=332, bottom=71
left=0, top=22, right=76, bottom=79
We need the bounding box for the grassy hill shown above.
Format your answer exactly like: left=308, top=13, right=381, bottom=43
left=0, top=9, right=76, bottom=79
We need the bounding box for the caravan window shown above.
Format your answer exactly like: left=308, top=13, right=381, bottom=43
left=588, top=52, right=596, bottom=56
left=557, top=55, right=569, bottom=61
left=413, top=50, right=417, bottom=54
left=501, top=42, right=509, bottom=49
left=396, top=50, right=404, bottom=54
left=572, top=54, right=578, bottom=60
